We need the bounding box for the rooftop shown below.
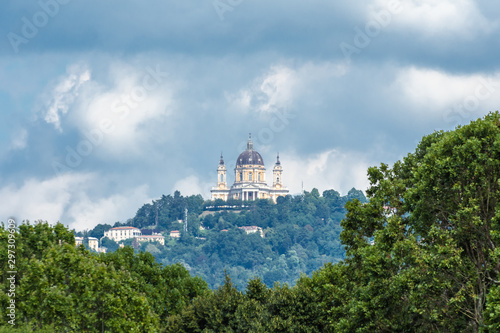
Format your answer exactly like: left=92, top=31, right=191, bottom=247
left=136, top=235, right=164, bottom=238
left=236, top=134, right=264, bottom=167
left=109, top=226, right=140, bottom=230
left=239, top=226, right=261, bottom=230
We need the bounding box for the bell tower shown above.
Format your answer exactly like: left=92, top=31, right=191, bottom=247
left=273, top=153, right=283, bottom=189
left=217, top=153, right=227, bottom=189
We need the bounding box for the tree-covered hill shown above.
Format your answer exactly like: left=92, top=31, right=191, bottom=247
left=87, top=187, right=367, bottom=289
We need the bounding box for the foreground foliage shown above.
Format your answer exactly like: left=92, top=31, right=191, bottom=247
left=308, top=112, right=500, bottom=332
left=0, top=222, right=208, bottom=332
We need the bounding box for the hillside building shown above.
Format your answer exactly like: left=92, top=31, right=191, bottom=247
left=75, top=237, right=83, bottom=247
left=136, top=234, right=165, bottom=246
left=211, top=135, right=289, bottom=203
left=104, top=226, right=142, bottom=242
left=75, top=236, right=101, bottom=252
left=238, top=226, right=264, bottom=238
left=88, top=237, right=99, bottom=251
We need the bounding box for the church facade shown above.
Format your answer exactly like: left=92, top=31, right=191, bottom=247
left=211, top=136, right=289, bottom=203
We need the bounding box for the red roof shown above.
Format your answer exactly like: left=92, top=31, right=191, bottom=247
left=110, top=226, right=140, bottom=230
left=239, top=226, right=260, bottom=230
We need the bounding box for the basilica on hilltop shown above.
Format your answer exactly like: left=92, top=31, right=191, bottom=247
left=211, top=135, right=289, bottom=203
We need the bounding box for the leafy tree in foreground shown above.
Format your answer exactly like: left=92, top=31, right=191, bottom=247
left=0, top=221, right=209, bottom=332
left=305, top=112, right=500, bottom=332
left=166, top=273, right=330, bottom=332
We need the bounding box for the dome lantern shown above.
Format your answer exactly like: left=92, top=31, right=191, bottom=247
left=247, top=133, right=254, bottom=151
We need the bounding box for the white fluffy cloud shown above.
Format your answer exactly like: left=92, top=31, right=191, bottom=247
left=276, top=149, right=371, bottom=195
left=66, top=184, right=150, bottom=230
left=393, top=67, right=500, bottom=119
left=0, top=173, right=151, bottom=231
left=78, top=62, right=175, bottom=156
left=39, top=65, right=91, bottom=131
left=227, top=62, right=348, bottom=114
left=172, top=175, right=214, bottom=198
left=257, top=66, right=298, bottom=112
left=35, top=61, right=175, bottom=158
left=227, top=65, right=298, bottom=113
left=0, top=173, right=91, bottom=225
left=380, top=0, right=497, bottom=37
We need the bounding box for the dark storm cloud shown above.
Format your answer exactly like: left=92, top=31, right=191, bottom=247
left=1, top=0, right=499, bottom=73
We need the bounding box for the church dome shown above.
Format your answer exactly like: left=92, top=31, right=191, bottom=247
left=236, top=135, right=264, bottom=166
left=236, top=150, right=264, bottom=166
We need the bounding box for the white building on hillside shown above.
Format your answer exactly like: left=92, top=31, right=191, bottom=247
left=238, top=226, right=264, bottom=238
left=75, top=236, right=101, bottom=251
left=104, top=226, right=142, bottom=242
left=136, top=235, right=165, bottom=246
left=75, top=237, right=84, bottom=246
left=88, top=237, right=99, bottom=251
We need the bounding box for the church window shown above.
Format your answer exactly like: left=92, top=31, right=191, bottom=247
left=277, top=176, right=280, bottom=183
left=239, top=172, right=243, bottom=181
left=220, top=174, right=223, bottom=183
left=249, top=172, right=252, bottom=181
left=258, top=173, right=261, bottom=181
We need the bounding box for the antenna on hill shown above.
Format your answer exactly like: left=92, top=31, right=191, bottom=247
left=155, top=204, right=158, bottom=227
left=184, top=208, right=188, bottom=233
left=302, top=181, right=304, bottom=195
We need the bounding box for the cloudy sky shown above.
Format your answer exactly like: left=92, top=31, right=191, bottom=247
left=1, top=0, right=499, bottom=230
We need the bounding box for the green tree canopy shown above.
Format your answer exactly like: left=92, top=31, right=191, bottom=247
left=305, top=112, right=500, bottom=332
left=0, top=221, right=208, bottom=332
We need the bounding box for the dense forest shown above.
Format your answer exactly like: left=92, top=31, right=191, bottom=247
left=2, top=112, right=500, bottom=331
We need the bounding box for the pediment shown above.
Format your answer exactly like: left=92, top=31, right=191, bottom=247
left=242, top=183, right=267, bottom=190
